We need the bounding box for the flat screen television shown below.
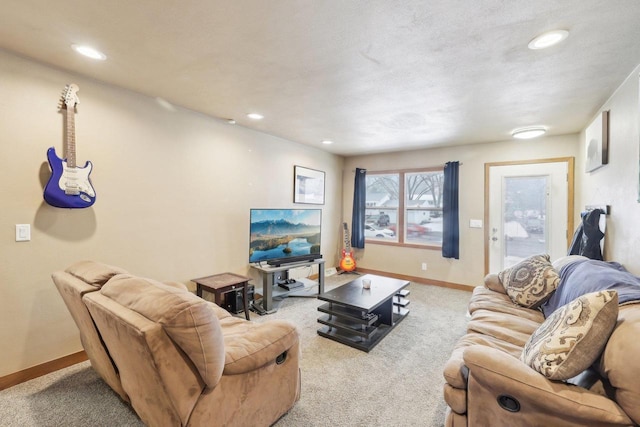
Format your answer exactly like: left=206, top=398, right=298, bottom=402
left=249, top=208, right=322, bottom=266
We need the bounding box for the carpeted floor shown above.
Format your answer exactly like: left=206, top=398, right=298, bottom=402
left=0, top=275, right=471, bottom=427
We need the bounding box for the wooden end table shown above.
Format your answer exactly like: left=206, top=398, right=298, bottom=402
left=191, top=273, right=251, bottom=320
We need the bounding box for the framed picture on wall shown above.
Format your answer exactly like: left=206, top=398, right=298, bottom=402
left=294, top=165, right=325, bottom=205
left=585, top=110, right=609, bottom=172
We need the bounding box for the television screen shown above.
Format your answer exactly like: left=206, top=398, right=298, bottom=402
left=249, top=208, right=322, bottom=265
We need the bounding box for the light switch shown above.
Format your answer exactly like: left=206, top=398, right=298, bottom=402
left=469, top=219, right=483, bottom=229
left=16, top=224, right=31, bottom=242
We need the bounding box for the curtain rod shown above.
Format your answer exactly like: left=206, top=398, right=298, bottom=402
left=351, top=162, right=462, bottom=173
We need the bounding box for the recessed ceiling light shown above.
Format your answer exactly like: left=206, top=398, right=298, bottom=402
left=321, top=140, right=334, bottom=145
left=71, top=44, right=107, bottom=60
left=247, top=113, right=263, bottom=120
left=512, top=127, right=547, bottom=139
left=226, top=119, right=236, bottom=125
left=528, top=30, right=569, bottom=50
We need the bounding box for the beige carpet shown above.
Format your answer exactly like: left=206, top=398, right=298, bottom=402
left=0, top=275, right=471, bottom=426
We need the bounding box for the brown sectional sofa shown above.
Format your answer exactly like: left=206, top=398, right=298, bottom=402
left=53, top=261, right=301, bottom=427
left=443, top=256, right=640, bottom=427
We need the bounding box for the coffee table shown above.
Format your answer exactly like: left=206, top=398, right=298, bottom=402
left=316, top=274, right=410, bottom=352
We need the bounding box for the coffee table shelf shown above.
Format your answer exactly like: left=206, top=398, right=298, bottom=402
left=317, top=315, right=377, bottom=339
left=397, top=289, right=410, bottom=298
left=317, top=324, right=392, bottom=351
left=317, top=274, right=410, bottom=352
left=317, top=302, right=378, bottom=326
left=394, top=296, right=410, bottom=307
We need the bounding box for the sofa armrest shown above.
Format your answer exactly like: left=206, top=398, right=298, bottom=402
left=463, top=346, right=633, bottom=426
left=222, top=320, right=299, bottom=375
left=484, top=273, right=506, bottom=294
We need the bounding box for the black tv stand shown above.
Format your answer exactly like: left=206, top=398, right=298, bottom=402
left=250, top=258, right=325, bottom=313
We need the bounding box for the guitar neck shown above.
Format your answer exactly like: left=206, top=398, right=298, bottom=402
left=65, top=107, right=76, bottom=168
left=343, top=225, right=351, bottom=253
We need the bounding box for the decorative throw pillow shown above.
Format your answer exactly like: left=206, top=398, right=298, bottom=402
left=499, top=254, right=560, bottom=308
left=520, top=290, right=618, bottom=380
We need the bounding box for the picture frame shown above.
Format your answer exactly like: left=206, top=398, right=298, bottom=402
left=294, top=165, right=325, bottom=205
left=585, top=110, right=609, bottom=173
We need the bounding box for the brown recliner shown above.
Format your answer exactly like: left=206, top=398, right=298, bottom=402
left=54, top=261, right=301, bottom=427
left=51, top=260, right=130, bottom=402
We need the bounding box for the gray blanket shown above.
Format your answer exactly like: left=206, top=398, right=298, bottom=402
left=541, top=259, right=640, bottom=317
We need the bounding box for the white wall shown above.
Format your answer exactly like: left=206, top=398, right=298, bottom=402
left=343, top=135, right=580, bottom=288
left=578, top=65, right=640, bottom=273
left=0, top=50, right=343, bottom=376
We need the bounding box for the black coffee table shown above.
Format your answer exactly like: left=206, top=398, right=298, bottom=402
left=316, top=274, right=410, bottom=352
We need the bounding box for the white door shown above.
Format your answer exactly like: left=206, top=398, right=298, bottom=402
left=487, top=160, right=571, bottom=273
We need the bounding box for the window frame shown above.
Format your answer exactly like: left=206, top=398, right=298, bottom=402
left=364, top=167, right=444, bottom=250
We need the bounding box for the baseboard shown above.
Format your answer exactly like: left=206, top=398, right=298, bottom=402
left=355, top=267, right=474, bottom=292
left=0, top=350, right=88, bottom=391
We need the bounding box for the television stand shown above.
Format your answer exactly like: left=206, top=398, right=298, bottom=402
left=250, top=258, right=325, bottom=313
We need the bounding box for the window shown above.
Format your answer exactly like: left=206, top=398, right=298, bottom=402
left=365, top=168, right=444, bottom=247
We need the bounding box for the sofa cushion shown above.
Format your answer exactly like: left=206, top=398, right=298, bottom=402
left=217, top=316, right=299, bottom=374
left=499, top=254, right=560, bottom=308
left=468, top=309, right=541, bottom=348
left=469, top=287, right=545, bottom=323
left=521, top=290, right=618, bottom=380
left=100, top=274, right=225, bottom=388
left=65, top=260, right=128, bottom=288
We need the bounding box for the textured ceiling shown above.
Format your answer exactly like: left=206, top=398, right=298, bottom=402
left=2, top=1, right=640, bottom=156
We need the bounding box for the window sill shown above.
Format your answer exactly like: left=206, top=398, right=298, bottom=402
left=364, top=239, right=442, bottom=250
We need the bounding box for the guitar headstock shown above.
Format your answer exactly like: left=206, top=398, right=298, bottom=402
left=59, top=84, right=80, bottom=110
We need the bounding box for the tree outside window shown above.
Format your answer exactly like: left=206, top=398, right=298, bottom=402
left=365, top=173, right=399, bottom=242
left=405, top=171, right=444, bottom=245
left=365, top=169, right=444, bottom=247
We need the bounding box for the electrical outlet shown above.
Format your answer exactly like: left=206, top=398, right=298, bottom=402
left=16, top=224, right=31, bottom=242
left=421, top=262, right=427, bottom=271
left=325, top=267, right=337, bottom=276
left=469, top=219, right=483, bottom=228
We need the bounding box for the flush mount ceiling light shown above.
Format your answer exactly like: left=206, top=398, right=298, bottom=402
left=321, top=140, right=334, bottom=145
left=512, top=127, right=547, bottom=139
left=528, top=30, right=569, bottom=50
left=71, top=44, right=107, bottom=60
left=246, top=113, right=264, bottom=120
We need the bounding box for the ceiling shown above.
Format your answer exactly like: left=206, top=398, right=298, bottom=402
left=2, top=1, right=640, bottom=156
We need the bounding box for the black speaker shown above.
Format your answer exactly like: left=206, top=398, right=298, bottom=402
left=223, top=284, right=255, bottom=313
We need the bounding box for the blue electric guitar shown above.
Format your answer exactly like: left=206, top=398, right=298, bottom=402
left=44, top=84, right=96, bottom=208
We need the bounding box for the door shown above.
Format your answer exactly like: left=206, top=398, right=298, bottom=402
left=486, top=159, right=573, bottom=274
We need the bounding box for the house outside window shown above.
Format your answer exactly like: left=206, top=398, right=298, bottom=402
left=365, top=168, right=444, bottom=247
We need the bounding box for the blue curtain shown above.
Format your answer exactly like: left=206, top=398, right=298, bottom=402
left=442, top=161, right=459, bottom=259
left=351, top=168, right=366, bottom=248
